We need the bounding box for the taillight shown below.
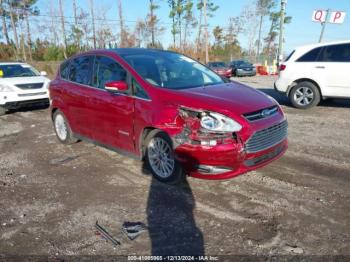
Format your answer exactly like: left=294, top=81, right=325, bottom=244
left=279, top=64, right=286, bottom=71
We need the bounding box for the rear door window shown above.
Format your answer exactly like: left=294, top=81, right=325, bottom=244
left=318, top=44, right=350, bottom=62
left=296, top=47, right=323, bottom=62
left=60, top=60, right=70, bottom=80
left=92, top=56, right=127, bottom=89
left=69, top=56, right=93, bottom=85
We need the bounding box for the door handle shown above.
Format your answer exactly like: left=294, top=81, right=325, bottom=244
left=315, top=66, right=325, bottom=69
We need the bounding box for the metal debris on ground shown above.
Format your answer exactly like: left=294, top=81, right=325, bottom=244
left=49, top=156, right=79, bottom=165
left=95, top=221, right=121, bottom=246
left=122, top=221, right=148, bottom=240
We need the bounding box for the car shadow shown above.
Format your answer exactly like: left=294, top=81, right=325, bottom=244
left=257, top=88, right=290, bottom=106
left=5, top=104, right=50, bottom=115
left=142, top=157, right=204, bottom=256
left=318, top=98, right=350, bottom=108
left=257, top=88, right=350, bottom=109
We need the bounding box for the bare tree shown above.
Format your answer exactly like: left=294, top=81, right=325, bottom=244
left=80, top=13, right=91, bottom=49
left=196, top=0, right=202, bottom=53
left=24, top=10, right=32, bottom=60
left=203, top=0, right=208, bottom=63
left=134, top=19, right=146, bottom=47
left=8, top=1, right=20, bottom=59
left=89, top=0, right=96, bottom=49
left=48, top=0, right=58, bottom=45
left=22, top=0, right=39, bottom=61
left=58, top=0, right=67, bottom=58
left=0, top=0, right=10, bottom=45
left=256, top=0, right=275, bottom=61
left=196, top=0, right=218, bottom=54
left=118, top=0, right=128, bottom=47
left=183, top=0, right=197, bottom=50
left=149, top=0, right=156, bottom=46
left=240, top=2, right=259, bottom=59
left=176, top=0, right=186, bottom=49
left=167, top=0, right=177, bottom=47
left=146, top=0, right=163, bottom=48
left=20, top=26, right=26, bottom=61
left=73, top=0, right=77, bottom=26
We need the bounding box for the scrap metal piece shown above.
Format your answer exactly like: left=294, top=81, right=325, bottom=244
left=122, top=221, right=148, bottom=240
left=95, top=221, right=120, bottom=246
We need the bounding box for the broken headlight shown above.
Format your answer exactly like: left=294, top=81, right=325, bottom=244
left=177, top=107, right=243, bottom=147
left=200, top=112, right=242, bottom=133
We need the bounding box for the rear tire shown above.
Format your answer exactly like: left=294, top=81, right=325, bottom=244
left=53, top=110, right=78, bottom=145
left=144, top=130, right=185, bottom=185
left=289, top=81, right=321, bottom=109
left=0, top=106, right=6, bottom=116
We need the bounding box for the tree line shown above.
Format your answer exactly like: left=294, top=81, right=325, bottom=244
left=0, top=0, right=291, bottom=63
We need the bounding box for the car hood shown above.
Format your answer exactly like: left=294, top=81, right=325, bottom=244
left=160, top=82, right=275, bottom=119
left=0, top=76, right=50, bottom=86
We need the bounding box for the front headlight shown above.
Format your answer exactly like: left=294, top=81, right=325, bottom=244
left=0, top=84, right=14, bottom=92
left=200, top=112, right=242, bottom=132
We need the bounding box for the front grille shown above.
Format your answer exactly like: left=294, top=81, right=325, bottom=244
left=15, top=83, right=44, bottom=90
left=244, top=144, right=285, bottom=167
left=245, top=121, right=288, bottom=153
left=4, top=98, right=49, bottom=109
left=244, top=106, right=278, bottom=121
left=18, top=92, right=47, bottom=97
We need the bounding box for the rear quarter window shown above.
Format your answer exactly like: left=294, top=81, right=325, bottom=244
left=69, top=56, right=93, bottom=85
left=60, top=60, right=70, bottom=80
left=296, top=47, right=323, bottom=62
left=318, top=44, right=350, bottom=62
left=284, top=50, right=295, bottom=62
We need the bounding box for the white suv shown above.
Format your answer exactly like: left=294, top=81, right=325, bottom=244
left=0, top=62, right=50, bottom=115
left=275, top=40, right=350, bottom=109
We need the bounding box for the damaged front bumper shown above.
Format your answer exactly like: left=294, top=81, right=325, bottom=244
left=174, top=138, right=288, bottom=180
left=167, top=106, right=288, bottom=180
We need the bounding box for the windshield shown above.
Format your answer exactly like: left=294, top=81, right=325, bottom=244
left=0, top=64, right=40, bottom=78
left=120, top=52, right=224, bottom=90
left=233, top=60, right=251, bottom=67
left=209, top=62, right=226, bottom=68
left=240, top=62, right=252, bottom=67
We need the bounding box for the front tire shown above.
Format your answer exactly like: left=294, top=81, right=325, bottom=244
left=144, top=130, right=185, bottom=185
left=0, top=106, right=6, bottom=116
left=289, top=81, right=321, bottom=109
left=53, top=110, right=77, bottom=145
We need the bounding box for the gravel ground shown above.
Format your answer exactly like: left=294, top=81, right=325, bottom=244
left=0, top=76, right=349, bottom=259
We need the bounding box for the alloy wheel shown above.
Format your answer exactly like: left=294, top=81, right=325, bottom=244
left=55, top=114, right=68, bottom=141
left=293, top=86, right=314, bottom=106
left=147, top=137, right=175, bottom=178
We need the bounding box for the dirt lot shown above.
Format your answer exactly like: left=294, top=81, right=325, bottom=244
left=0, top=76, right=349, bottom=259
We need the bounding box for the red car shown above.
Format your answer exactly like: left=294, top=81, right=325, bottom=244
left=49, top=49, right=288, bottom=184
left=207, top=61, right=232, bottom=78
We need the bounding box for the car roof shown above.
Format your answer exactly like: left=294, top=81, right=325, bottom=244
left=294, top=40, right=350, bottom=51
left=111, top=48, right=176, bottom=56
left=70, top=48, right=182, bottom=60
left=286, top=40, right=350, bottom=62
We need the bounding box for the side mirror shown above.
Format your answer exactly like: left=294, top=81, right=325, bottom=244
left=105, top=81, right=128, bottom=92
left=40, top=71, right=47, bottom=76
